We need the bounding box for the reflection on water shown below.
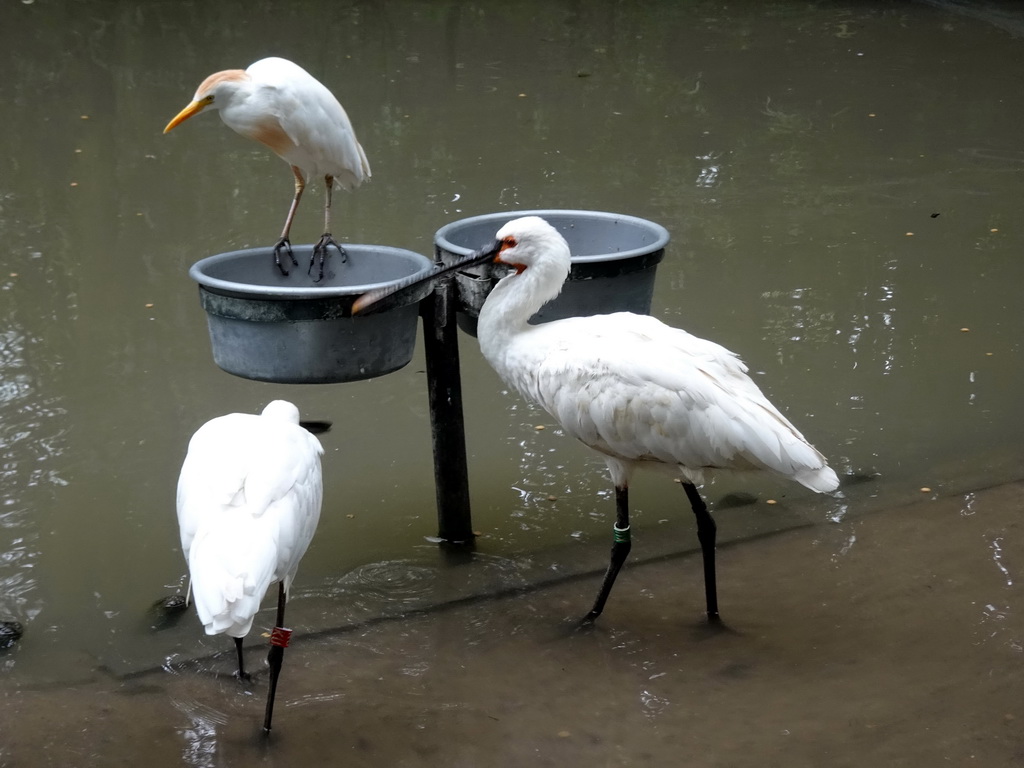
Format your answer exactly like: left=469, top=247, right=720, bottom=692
left=286, top=689, right=347, bottom=709
left=639, top=688, right=672, bottom=719
left=303, top=552, right=534, bottom=616
left=172, top=697, right=228, bottom=768
left=988, top=537, right=1013, bottom=587
left=978, top=602, right=1015, bottom=656
left=313, top=560, right=440, bottom=611
left=960, top=491, right=977, bottom=516
left=0, top=322, right=69, bottom=653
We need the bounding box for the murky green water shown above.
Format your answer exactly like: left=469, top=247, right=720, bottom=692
left=1, top=0, right=1022, bottom=761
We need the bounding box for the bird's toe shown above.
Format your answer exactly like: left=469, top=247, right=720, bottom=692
left=272, top=238, right=298, bottom=274
left=309, top=233, right=345, bottom=282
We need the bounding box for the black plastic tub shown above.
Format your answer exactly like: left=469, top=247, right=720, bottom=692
left=434, top=209, right=670, bottom=335
left=190, top=244, right=433, bottom=383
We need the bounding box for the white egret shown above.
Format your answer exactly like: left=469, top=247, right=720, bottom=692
left=355, top=216, right=838, bottom=622
left=164, top=56, right=371, bottom=281
left=176, top=399, right=323, bottom=731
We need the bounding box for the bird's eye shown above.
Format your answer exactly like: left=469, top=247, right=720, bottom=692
left=502, top=236, right=517, bottom=248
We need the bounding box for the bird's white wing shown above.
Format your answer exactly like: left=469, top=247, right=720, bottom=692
left=504, top=313, right=835, bottom=489
left=175, top=413, right=257, bottom=558
left=187, top=507, right=278, bottom=637
left=249, top=58, right=370, bottom=187
left=213, top=419, right=323, bottom=588
left=175, top=413, right=324, bottom=636
left=252, top=425, right=324, bottom=593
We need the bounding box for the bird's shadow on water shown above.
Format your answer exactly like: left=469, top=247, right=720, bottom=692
left=164, top=647, right=272, bottom=687
left=148, top=594, right=190, bottom=632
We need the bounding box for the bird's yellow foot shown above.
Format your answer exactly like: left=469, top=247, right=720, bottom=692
left=309, top=233, right=346, bottom=283
left=273, top=237, right=298, bottom=276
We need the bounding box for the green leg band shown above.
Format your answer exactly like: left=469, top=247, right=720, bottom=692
left=613, top=523, right=631, bottom=544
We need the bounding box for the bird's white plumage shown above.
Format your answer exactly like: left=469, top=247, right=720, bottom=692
left=176, top=400, right=323, bottom=638
left=477, top=216, right=839, bottom=494
left=164, top=56, right=369, bottom=274
left=189, top=57, right=370, bottom=189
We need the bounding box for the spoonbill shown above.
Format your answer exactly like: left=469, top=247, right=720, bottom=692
left=164, top=57, right=371, bottom=281
left=176, top=399, right=323, bottom=731
left=354, top=216, right=838, bottom=622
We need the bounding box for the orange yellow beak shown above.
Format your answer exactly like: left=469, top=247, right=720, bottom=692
left=163, top=100, right=207, bottom=133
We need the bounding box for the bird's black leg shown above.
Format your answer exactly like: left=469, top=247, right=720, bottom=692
left=682, top=481, right=720, bottom=621
left=263, top=582, right=289, bottom=733
left=309, top=233, right=345, bottom=283
left=273, top=237, right=297, bottom=275
left=309, top=175, right=346, bottom=283
left=583, top=486, right=632, bottom=623
left=233, top=636, right=251, bottom=681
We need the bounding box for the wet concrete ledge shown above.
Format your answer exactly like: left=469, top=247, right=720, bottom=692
left=92, top=466, right=1024, bottom=682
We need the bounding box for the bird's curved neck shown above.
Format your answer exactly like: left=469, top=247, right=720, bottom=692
left=477, top=258, right=567, bottom=351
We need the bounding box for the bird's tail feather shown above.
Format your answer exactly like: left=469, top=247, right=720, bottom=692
left=793, top=465, right=840, bottom=493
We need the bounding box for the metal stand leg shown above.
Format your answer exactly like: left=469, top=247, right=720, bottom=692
left=420, top=277, right=474, bottom=544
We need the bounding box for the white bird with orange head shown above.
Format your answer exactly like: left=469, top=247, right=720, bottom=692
left=164, top=57, right=370, bottom=281
left=176, top=399, right=323, bottom=691
left=355, top=216, right=838, bottom=623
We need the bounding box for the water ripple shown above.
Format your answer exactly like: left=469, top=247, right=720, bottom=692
left=300, top=560, right=439, bottom=611
left=639, top=688, right=671, bottom=718
left=286, top=690, right=347, bottom=708
left=988, top=536, right=1013, bottom=587
left=0, top=325, right=68, bottom=634
left=171, top=696, right=227, bottom=768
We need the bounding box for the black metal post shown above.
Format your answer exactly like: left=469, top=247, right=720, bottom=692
left=420, top=276, right=475, bottom=544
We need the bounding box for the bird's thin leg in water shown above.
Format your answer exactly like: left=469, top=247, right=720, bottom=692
left=234, top=636, right=251, bottom=681
left=263, top=582, right=288, bottom=733
left=583, top=486, right=632, bottom=623
left=273, top=167, right=305, bottom=275
left=310, top=175, right=346, bottom=283
left=682, top=481, right=720, bottom=621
